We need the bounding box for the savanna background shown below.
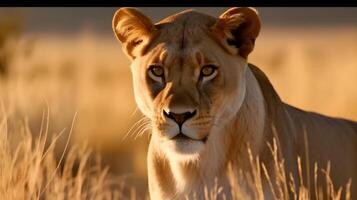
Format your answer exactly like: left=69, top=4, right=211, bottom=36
left=0, top=7, right=356, bottom=199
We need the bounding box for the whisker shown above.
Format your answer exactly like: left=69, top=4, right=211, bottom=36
left=122, top=117, right=150, bottom=141
left=129, top=107, right=139, bottom=118
left=129, top=121, right=151, bottom=139
left=134, top=124, right=152, bottom=140
left=124, top=118, right=147, bottom=139
left=135, top=128, right=150, bottom=140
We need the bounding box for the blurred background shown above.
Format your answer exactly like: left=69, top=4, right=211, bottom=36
left=0, top=7, right=357, bottom=197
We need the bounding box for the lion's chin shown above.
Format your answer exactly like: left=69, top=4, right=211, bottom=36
left=163, top=138, right=205, bottom=161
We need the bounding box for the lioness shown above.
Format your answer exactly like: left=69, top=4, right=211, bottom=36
left=112, top=7, right=357, bottom=199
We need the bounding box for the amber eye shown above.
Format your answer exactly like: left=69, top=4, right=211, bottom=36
left=201, top=65, right=218, bottom=77
left=148, top=64, right=165, bottom=82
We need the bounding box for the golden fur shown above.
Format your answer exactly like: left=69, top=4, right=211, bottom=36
left=112, top=7, right=357, bottom=199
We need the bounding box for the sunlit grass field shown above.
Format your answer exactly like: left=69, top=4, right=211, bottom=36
left=0, top=23, right=356, bottom=199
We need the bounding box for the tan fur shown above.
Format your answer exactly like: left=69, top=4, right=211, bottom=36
left=113, top=7, right=357, bottom=199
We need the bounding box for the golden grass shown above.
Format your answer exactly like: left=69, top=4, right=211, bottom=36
left=196, top=138, right=352, bottom=200
left=0, top=108, right=137, bottom=199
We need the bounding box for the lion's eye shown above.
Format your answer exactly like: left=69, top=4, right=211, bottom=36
left=200, top=65, right=218, bottom=79
left=150, top=65, right=164, bottom=77
left=148, top=64, right=165, bottom=82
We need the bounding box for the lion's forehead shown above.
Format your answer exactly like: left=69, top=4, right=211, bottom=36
left=153, top=10, right=217, bottom=49
left=149, top=46, right=215, bottom=74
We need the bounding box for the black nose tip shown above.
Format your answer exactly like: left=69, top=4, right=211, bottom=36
left=163, top=110, right=197, bottom=126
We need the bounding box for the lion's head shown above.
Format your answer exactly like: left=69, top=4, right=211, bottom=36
left=113, top=7, right=261, bottom=160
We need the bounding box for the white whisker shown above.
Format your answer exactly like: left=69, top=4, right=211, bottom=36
left=134, top=123, right=152, bottom=140
left=122, top=117, right=150, bottom=142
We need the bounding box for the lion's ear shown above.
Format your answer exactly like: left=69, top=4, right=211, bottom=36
left=213, top=7, right=261, bottom=59
left=112, top=7, right=156, bottom=59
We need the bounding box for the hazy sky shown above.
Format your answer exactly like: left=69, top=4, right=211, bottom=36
left=2, top=7, right=357, bottom=35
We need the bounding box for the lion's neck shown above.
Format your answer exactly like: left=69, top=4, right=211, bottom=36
left=230, top=66, right=267, bottom=162
left=148, top=66, right=267, bottom=199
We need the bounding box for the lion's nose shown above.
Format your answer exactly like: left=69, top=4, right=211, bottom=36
left=163, top=110, right=197, bottom=126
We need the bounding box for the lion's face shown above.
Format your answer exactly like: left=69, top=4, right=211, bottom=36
left=131, top=36, right=248, bottom=158
left=113, top=8, right=260, bottom=160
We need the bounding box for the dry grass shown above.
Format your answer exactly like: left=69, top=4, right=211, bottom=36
left=0, top=23, right=356, bottom=199
left=199, top=143, right=352, bottom=200
left=0, top=108, right=138, bottom=200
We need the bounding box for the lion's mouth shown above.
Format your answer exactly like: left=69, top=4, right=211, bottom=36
left=172, top=133, right=208, bottom=143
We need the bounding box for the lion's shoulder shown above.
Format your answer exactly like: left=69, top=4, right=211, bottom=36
left=248, top=63, right=284, bottom=128
left=249, top=63, right=357, bottom=133
left=248, top=63, right=281, bottom=105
